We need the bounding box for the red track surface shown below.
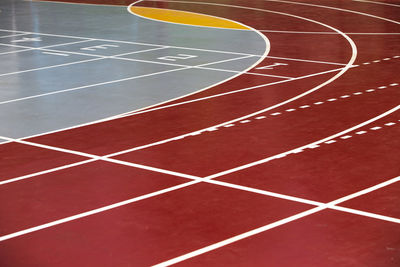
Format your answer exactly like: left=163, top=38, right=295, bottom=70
left=2, top=0, right=400, bottom=266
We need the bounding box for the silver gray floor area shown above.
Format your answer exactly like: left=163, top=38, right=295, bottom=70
left=0, top=0, right=267, bottom=138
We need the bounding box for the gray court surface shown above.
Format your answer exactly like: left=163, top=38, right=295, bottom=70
left=0, top=0, right=267, bottom=138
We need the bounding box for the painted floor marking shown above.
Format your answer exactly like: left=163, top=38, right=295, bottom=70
left=353, top=0, right=400, bottom=8
left=0, top=0, right=396, bottom=244
left=1, top=130, right=399, bottom=244
left=0, top=38, right=93, bottom=57
left=114, top=80, right=397, bottom=142
left=154, top=175, right=400, bottom=266
left=204, top=105, right=400, bottom=180
left=12, top=66, right=344, bottom=141
left=259, top=29, right=400, bottom=35
left=41, top=51, right=70, bottom=56
left=0, top=29, right=350, bottom=66
left=0, top=53, right=253, bottom=105
left=0, top=33, right=28, bottom=39
left=265, top=0, right=400, bottom=25
left=362, top=55, right=400, bottom=65
left=0, top=58, right=103, bottom=87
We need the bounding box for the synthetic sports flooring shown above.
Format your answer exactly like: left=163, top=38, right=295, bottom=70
left=0, top=0, right=399, bottom=266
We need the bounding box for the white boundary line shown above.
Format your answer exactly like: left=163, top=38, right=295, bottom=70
left=0, top=54, right=259, bottom=106
left=0, top=0, right=399, bottom=258
left=6, top=1, right=354, bottom=140
left=265, top=0, right=400, bottom=25
left=205, top=105, right=400, bottom=180
left=259, top=30, right=400, bottom=35
left=0, top=33, right=28, bottom=39
left=0, top=3, right=271, bottom=139
left=153, top=175, right=400, bottom=266
left=353, top=0, right=400, bottom=8
left=115, top=67, right=346, bottom=120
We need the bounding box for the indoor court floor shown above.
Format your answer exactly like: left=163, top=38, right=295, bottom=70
left=0, top=0, right=399, bottom=266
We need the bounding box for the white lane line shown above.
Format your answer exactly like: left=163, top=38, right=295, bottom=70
left=0, top=135, right=199, bottom=182
left=0, top=28, right=263, bottom=57
left=0, top=39, right=94, bottom=56
left=205, top=105, right=400, bottom=180
left=41, top=51, right=70, bottom=56
left=9, top=1, right=356, bottom=145
left=270, top=81, right=397, bottom=116
left=0, top=159, right=96, bottom=186
left=259, top=30, right=400, bottom=35
left=0, top=33, right=28, bottom=39
left=0, top=180, right=201, bottom=242
left=0, top=54, right=257, bottom=105
left=153, top=175, right=400, bottom=266
left=353, top=0, right=400, bottom=8
left=264, top=0, right=400, bottom=25
left=0, top=65, right=190, bottom=105
left=115, top=46, right=170, bottom=56
left=266, top=55, right=348, bottom=66
left=331, top=206, right=400, bottom=224
left=0, top=58, right=103, bottom=83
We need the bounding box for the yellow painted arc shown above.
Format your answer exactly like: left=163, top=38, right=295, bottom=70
left=130, top=6, right=250, bottom=30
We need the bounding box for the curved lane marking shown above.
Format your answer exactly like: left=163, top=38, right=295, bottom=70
left=265, top=0, right=400, bottom=25
left=19, top=0, right=355, bottom=141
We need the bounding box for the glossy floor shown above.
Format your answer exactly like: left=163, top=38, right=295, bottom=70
left=0, top=0, right=399, bottom=266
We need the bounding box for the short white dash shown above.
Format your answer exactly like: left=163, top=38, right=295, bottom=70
left=314, top=102, right=324, bottom=105
left=173, top=136, right=185, bottom=140
left=362, top=62, right=370, bottom=65
left=393, top=56, right=400, bottom=59
left=327, top=98, right=337, bottom=102
left=271, top=112, right=281, bottom=116
left=383, top=58, right=391, bottom=61
left=325, top=140, right=337, bottom=144
left=190, top=132, right=202, bottom=136
left=240, top=120, right=251, bottom=124
left=292, top=149, right=303, bottom=154
left=340, top=95, right=350, bottom=99
left=373, top=60, right=381, bottom=63
left=389, top=83, right=399, bottom=86
left=206, top=127, right=218, bottom=132
left=42, top=51, right=69, bottom=57
left=274, top=154, right=287, bottom=159
left=286, top=109, right=296, bottom=112
left=307, top=144, right=320, bottom=149
left=255, top=116, right=266, bottom=120
left=370, top=126, right=382, bottom=130
left=299, top=105, right=310, bottom=109
left=341, top=135, right=352, bottom=140
left=385, top=122, right=396, bottom=126
left=353, top=92, right=363, bottom=95
left=378, top=86, right=387, bottom=89
left=356, top=131, right=367, bottom=135
left=224, top=124, right=235, bottom=128
left=365, top=89, right=375, bottom=92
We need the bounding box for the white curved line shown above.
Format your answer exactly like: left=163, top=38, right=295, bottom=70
left=353, top=0, right=400, bottom=8
left=104, top=0, right=357, bottom=158
left=20, top=0, right=355, bottom=141
left=15, top=1, right=271, bottom=140
left=264, top=0, right=400, bottom=25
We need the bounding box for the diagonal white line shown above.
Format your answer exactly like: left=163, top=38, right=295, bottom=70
left=153, top=175, right=400, bottom=266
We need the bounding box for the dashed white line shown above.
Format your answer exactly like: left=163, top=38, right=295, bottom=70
left=255, top=116, right=266, bottom=119
left=370, top=126, right=382, bottom=130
